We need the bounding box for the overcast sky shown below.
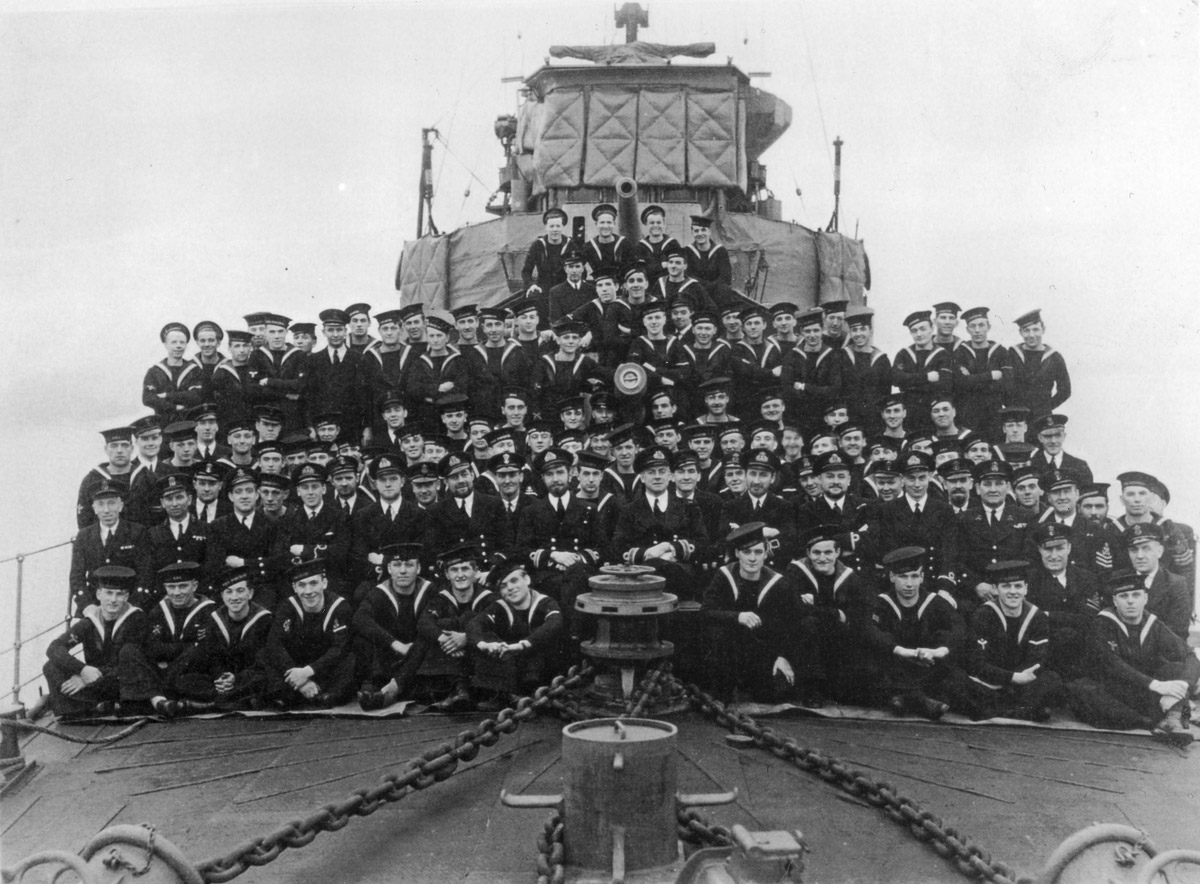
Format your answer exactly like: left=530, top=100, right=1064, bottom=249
left=1, top=0, right=1198, bottom=550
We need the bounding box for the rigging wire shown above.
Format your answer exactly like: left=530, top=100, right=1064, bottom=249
left=796, top=0, right=834, bottom=174
left=434, top=133, right=493, bottom=192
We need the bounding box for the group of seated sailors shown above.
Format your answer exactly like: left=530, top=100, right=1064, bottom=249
left=52, top=230, right=1198, bottom=743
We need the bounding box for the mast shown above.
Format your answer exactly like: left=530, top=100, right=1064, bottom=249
left=827, top=136, right=842, bottom=233
left=417, top=127, right=439, bottom=238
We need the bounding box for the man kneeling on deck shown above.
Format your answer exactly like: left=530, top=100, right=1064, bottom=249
left=1065, top=571, right=1198, bottom=747
left=119, top=561, right=216, bottom=718
left=702, top=522, right=804, bottom=704
left=171, top=566, right=272, bottom=710
left=354, top=543, right=436, bottom=711
left=865, top=546, right=970, bottom=721
left=257, top=558, right=356, bottom=708
left=467, top=560, right=563, bottom=707
left=44, top=565, right=147, bottom=718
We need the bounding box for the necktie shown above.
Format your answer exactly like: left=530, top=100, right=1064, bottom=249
left=987, top=509, right=994, bottom=527
left=172, top=522, right=181, bottom=540
left=555, top=498, right=565, bottom=517
left=654, top=497, right=663, bottom=515
left=333, top=350, right=340, bottom=365
left=308, top=509, right=316, bottom=520
left=457, top=499, right=464, bottom=512
left=508, top=502, right=515, bottom=515
left=386, top=505, right=394, bottom=521
left=102, top=530, right=111, bottom=548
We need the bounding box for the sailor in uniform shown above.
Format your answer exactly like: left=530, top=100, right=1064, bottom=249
left=191, top=320, right=227, bottom=396
left=1008, top=309, right=1071, bottom=418
left=69, top=481, right=153, bottom=616
left=467, top=559, right=564, bottom=700
left=172, top=566, right=272, bottom=709
left=1065, top=571, right=1198, bottom=745
left=584, top=203, right=633, bottom=276
left=258, top=557, right=356, bottom=708
left=354, top=543, right=436, bottom=710
left=44, top=565, right=147, bottom=718
left=782, top=306, right=846, bottom=434
left=1026, top=522, right=1102, bottom=679
left=890, top=311, right=953, bottom=435
left=522, top=207, right=573, bottom=296
left=345, top=302, right=379, bottom=353
left=684, top=215, right=732, bottom=292
left=1029, top=414, right=1092, bottom=485
left=143, top=322, right=205, bottom=422
left=247, top=313, right=309, bottom=432
left=77, top=426, right=139, bottom=530
left=118, top=561, right=216, bottom=718
left=701, top=522, right=803, bottom=702
left=204, top=468, right=285, bottom=611
left=542, top=246, right=594, bottom=328
left=634, top=204, right=680, bottom=283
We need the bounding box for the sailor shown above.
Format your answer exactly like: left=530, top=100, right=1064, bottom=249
left=256, top=471, right=291, bottom=521
left=408, top=313, right=470, bottom=428
left=930, top=396, right=971, bottom=440
left=930, top=301, right=963, bottom=350
left=521, top=207, right=573, bottom=296
left=785, top=524, right=876, bottom=706
left=328, top=455, right=369, bottom=519
left=621, top=257, right=657, bottom=310
left=171, top=566, right=272, bottom=709
left=656, top=245, right=711, bottom=314
left=253, top=404, right=284, bottom=443
left=782, top=306, right=845, bottom=434
left=1026, top=522, right=1102, bottom=679
left=247, top=313, right=308, bottom=431
left=190, top=402, right=229, bottom=463
left=469, top=306, right=534, bottom=418
left=842, top=306, right=891, bottom=430
left=635, top=204, right=680, bottom=283
left=204, top=468, right=284, bottom=611
left=143, top=321, right=205, bottom=421
left=865, top=450, right=958, bottom=589
left=131, top=414, right=168, bottom=475
left=408, top=461, right=442, bottom=513
left=953, top=460, right=1036, bottom=610
left=415, top=542, right=495, bottom=711
left=488, top=452, right=532, bottom=551
left=423, top=451, right=509, bottom=573
left=118, top=561, right=216, bottom=718
left=669, top=293, right=696, bottom=346
left=243, top=311, right=269, bottom=351
left=1122, top=523, right=1193, bottom=639
left=953, top=560, right=1062, bottom=722
left=821, top=300, right=850, bottom=350
left=891, top=311, right=953, bottom=434
left=684, top=215, right=732, bottom=291
left=584, top=203, right=633, bottom=275
left=362, top=308, right=420, bottom=438
left=938, top=457, right=974, bottom=516
left=767, top=301, right=799, bottom=346
left=1064, top=571, right=1198, bottom=745
left=952, top=306, right=1012, bottom=437
left=567, top=263, right=633, bottom=369
left=345, top=303, right=378, bottom=352
left=44, top=565, right=147, bottom=718
left=190, top=460, right=230, bottom=525
left=542, top=246, right=593, bottom=328
left=1077, top=482, right=1125, bottom=575
left=452, top=304, right=481, bottom=348
left=1114, top=471, right=1196, bottom=587
left=625, top=301, right=686, bottom=401
left=865, top=546, right=968, bottom=720
left=796, top=451, right=869, bottom=568
left=348, top=453, right=420, bottom=591
left=534, top=319, right=606, bottom=419
left=69, top=481, right=153, bottom=616
left=163, top=420, right=199, bottom=472
left=191, top=320, right=227, bottom=393
left=1028, top=414, right=1092, bottom=484
left=146, top=472, right=209, bottom=588
left=271, top=462, right=351, bottom=595
left=288, top=322, right=317, bottom=354
left=77, top=426, right=140, bottom=530
left=719, top=302, right=745, bottom=345
left=467, top=559, right=564, bottom=701
left=258, top=557, right=356, bottom=708
left=701, top=522, right=804, bottom=702
left=730, top=304, right=783, bottom=420
left=879, top=394, right=910, bottom=443
left=307, top=308, right=368, bottom=442
left=354, top=542, right=436, bottom=710
left=611, top=445, right=709, bottom=601
left=1008, top=309, right=1071, bottom=418
left=511, top=298, right=545, bottom=362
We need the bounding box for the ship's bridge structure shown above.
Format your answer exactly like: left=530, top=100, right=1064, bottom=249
left=397, top=8, right=868, bottom=312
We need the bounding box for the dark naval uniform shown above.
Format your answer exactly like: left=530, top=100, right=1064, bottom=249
left=701, top=564, right=803, bottom=701
left=422, top=493, right=509, bottom=570
left=142, top=359, right=205, bottom=421
left=469, top=341, right=534, bottom=418
left=44, top=603, right=147, bottom=716
left=953, top=340, right=1012, bottom=435
left=1009, top=344, right=1071, bottom=417
left=781, top=345, right=846, bottom=433
left=514, top=492, right=602, bottom=605
left=211, top=361, right=252, bottom=426
left=521, top=235, right=572, bottom=293
left=865, top=588, right=968, bottom=711
left=955, top=600, right=1061, bottom=720
left=1026, top=562, right=1102, bottom=677
left=685, top=242, right=732, bottom=290
left=247, top=345, right=309, bottom=431
left=204, top=512, right=285, bottom=611
left=416, top=583, right=494, bottom=684
left=843, top=346, right=892, bottom=429
left=119, top=595, right=217, bottom=704
left=890, top=344, right=953, bottom=433
left=258, top=593, right=356, bottom=706
left=467, top=590, right=563, bottom=693
left=352, top=578, right=437, bottom=697
left=272, top=503, right=352, bottom=592
left=636, top=235, right=681, bottom=283
left=146, top=517, right=210, bottom=593
left=611, top=491, right=709, bottom=603
left=69, top=520, right=154, bottom=615
left=173, top=603, right=273, bottom=705
left=349, top=499, right=423, bottom=590
left=306, top=346, right=369, bottom=439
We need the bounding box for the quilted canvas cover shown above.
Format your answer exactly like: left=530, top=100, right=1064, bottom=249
left=583, top=89, right=639, bottom=185
left=815, top=231, right=869, bottom=303
left=687, top=89, right=738, bottom=187
left=397, top=235, right=449, bottom=311
left=636, top=88, right=687, bottom=185
left=534, top=88, right=585, bottom=188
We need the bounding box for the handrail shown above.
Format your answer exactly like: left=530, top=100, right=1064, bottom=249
left=0, top=537, right=75, bottom=566
left=3, top=535, right=77, bottom=706
left=1, top=618, right=71, bottom=660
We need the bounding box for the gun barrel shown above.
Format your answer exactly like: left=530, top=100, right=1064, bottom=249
left=616, top=177, right=640, bottom=242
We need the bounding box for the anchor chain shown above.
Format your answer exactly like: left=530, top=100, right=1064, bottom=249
left=674, top=677, right=1021, bottom=884
left=677, top=807, right=735, bottom=849
left=622, top=662, right=672, bottom=719
left=193, top=663, right=591, bottom=883
left=534, top=811, right=566, bottom=884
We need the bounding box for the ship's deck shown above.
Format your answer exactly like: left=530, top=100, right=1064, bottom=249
left=3, top=706, right=1196, bottom=884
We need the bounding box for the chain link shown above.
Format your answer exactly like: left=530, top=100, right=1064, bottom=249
left=674, top=676, right=1021, bottom=884
left=534, top=811, right=566, bottom=884
left=193, top=663, right=591, bottom=883
left=622, top=662, right=672, bottom=719
left=677, top=806, right=735, bottom=849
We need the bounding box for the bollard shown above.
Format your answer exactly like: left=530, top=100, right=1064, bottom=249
left=0, top=703, right=26, bottom=767
left=1037, top=823, right=1158, bottom=884
left=79, top=824, right=205, bottom=884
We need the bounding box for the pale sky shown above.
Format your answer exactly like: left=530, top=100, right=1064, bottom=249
left=2, top=0, right=1198, bottom=549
